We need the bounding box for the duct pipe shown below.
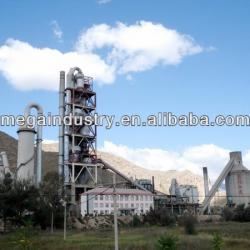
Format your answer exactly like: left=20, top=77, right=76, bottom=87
left=64, top=67, right=83, bottom=183
left=24, top=103, right=43, bottom=185
left=59, top=71, right=65, bottom=181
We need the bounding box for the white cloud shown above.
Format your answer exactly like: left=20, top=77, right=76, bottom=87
left=0, top=21, right=205, bottom=91
left=76, top=21, right=203, bottom=73
left=97, top=0, right=111, bottom=4
left=0, top=39, right=115, bottom=90
left=100, top=141, right=250, bottom=181
left=50, top=20, right=63, bottom=41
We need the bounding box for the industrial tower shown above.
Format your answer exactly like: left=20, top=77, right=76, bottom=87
left=59, top=67, right=99, bottom=204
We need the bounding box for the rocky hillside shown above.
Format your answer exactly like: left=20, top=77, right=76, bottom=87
left=0, top=131, right=204, bottom=197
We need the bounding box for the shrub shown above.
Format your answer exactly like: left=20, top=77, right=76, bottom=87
left=156, top=233, right=179, bottom=250
left=212, top=233, right=224, bottom=250
left=131, top=215, right=142, bottom=227
left=178, top=214, right=197, bottom=235
left=11, top=221, right=37, bottom=250
left=143, top=208, right=176, bottom=226
left=222, top=207, right=233, bottom=221
left=233, top=204, right=245, bottom=222
left=244, top=206, right=250, bottom=221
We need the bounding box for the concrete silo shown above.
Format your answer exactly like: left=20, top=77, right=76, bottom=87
left=225, top=152, right=250, bottom=207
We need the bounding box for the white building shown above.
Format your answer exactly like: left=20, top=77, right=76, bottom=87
left=81, top=187, right=154, bottom=217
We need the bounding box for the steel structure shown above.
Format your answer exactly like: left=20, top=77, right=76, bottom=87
left=59, top=68, right=99, bottom=204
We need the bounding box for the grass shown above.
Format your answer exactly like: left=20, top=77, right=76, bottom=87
left=1, top=222, right=250, bottom=250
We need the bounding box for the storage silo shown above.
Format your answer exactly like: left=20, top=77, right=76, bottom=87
left=225, top=151, right=250, bottom=207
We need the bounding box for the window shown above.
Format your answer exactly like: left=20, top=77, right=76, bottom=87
left=94, top=203, right=98, bottom=208
left=100, top=195, right=103, bottom=200
left=136, top=203, right=139, bottom=208
left=125, top=203, right=128, bottom=208
left=140, top=195, right=143, bottom=201
left=145, top=203, right=149, bottom=208
left=120, top=203, right=123, bottom=208
left=140, top=204, right=143, bottom=208
left=136, top=195, right=139, bottom=201
left=100, top=203, right=104, bottom=208
left=105, top=203, right=109, bottom=208
left=95, top=195, right=98, bottom=200
left=131, top=203, right=134, bottom=208
left=125, top=195, right=129, bottom=201
left=111, top=203, right=114, bottom=208
left=105, top=195, right=109, bottom=200
left=145, top=195, right=148, bottom=201
left=105, top=210, right=109, bottom=214
left=120, top=195, right=124, bottom=201
left=130, top=195, right=134, bottom=201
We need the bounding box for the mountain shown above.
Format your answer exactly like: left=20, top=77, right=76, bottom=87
left=0, top=131, right=204, bottom=197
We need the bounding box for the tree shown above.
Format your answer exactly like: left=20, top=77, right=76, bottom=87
left=0, top=173, right=39, bottom=231
left=33, top=171, right=64, bottom=229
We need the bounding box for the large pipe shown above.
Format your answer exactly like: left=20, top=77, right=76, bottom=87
left=24, top=103, right=43, bottom=185
left=17, top=103, right=43, bottom=185
left=64, top=67, right=84, bottom=184
left=59, top=71, right=65, bottom=181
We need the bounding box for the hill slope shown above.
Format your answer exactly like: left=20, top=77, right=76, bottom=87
left=0, top=131, right=204, bottom=197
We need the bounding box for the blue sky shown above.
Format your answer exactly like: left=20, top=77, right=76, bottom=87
left=1, top=0, right=250, bottom=176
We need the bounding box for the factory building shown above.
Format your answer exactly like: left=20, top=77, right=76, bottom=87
left=81, top=187, right=154, bottom=217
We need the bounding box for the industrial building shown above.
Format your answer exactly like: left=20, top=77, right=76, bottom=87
left=81, top=187, right=154, bottom=217
left=9, top=67, right=250, bottom=218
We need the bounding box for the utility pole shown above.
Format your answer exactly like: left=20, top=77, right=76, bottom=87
left=64, top=201, right=67, bottom=240
left=51, top=210, right=54, bottom=233
left=113, top=173, right=119, bottom=250
left=49, top=203, right=54, bottom=234
left=60, top=199, right=67, bottom=240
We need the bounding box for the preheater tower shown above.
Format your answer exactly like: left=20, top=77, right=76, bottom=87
left=59, top=67, right=98, bottom=204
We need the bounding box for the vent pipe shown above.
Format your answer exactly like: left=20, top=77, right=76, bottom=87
left=59, top=71, right=65, bottom=181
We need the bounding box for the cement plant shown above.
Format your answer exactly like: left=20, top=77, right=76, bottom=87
left=1, top=1, right=250, bottom=249
left=1, top=68, right=250, bottom=250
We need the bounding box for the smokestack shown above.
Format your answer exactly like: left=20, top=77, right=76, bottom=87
left=203, top=167, right=209, bottom=196
left=203, top=167, right=210, bottom=213
left=59, top=71, right=65, bottom=181
left=152, top=176, right=155, bottom=193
